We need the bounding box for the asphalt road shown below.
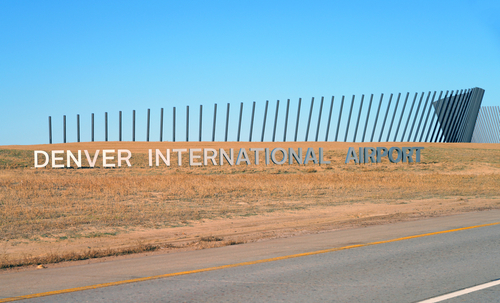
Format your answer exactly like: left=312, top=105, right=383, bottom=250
left=2, top=210, right=500, bottom=302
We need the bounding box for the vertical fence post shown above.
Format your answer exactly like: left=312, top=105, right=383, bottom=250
left=451, top=89, right=466, bottom=142
left=461, top=88, right=481, bottom=142
left=132, top=110, right=135, bottom=142
left=199, top=105, right=202, bottom=142
left=173, top=107, right=176, bottom=142
left=494, top=107, right=500, bottom=143
left=294, top=98, right=301, bottom=142
left=147, top=108, right=151, bottom=142
left=487, top=107, right=496, bottom=143
left=272, top=100, right=279, bottom=142
left=237, top=102, right=243, bottom=142
left=472, top=108, right=484, bottom=142
left=378, top=94, right=392, bottom=142
left=344, top=95, right=355, bottom=142
left=457, top=89, right=473, bottom=142
left=225, top=103, right=230, bottom=142
left=401, top=92, right=418, bottom=141
left=429, top=91, right=449, bottom=142
left=439, top=91, right=457, bottom=142
left=249, top=102, right=255, bottom=142
left=119, top=111, right=122, bottom=141
left=482, top=108, right=491, bottom=143
left=325, top=96, right=334, bottom=141
left=452, top=89, right=471, bottom=142
left=447, top=91, right=462, bottom=142
left=315, top=96, right=324, bottom=142
left=486, top=107, right=496, bottom=143
left=105, top=112, right=108, bottom=142
left=478, top=108, right=487, bottom=143
left=414, top=92, right=431, bottom=142
left=407, top=92, right=424, bottom=142
left=284, top=99, right=290, bottom=142
left=160, top=108, right=164, bottom=142
left=489, top=107, right=496, bottom=143
left=362, top=94, right=373, bottom=142
left=488, top=107, right=496, bottom=143
left=425, top=91, right=443, bottom=142
left=458, top=89, right=476, bottom=142
left=186, top=106, right=189, bottom=142
left=419, top=92, right=436, bottom=142
left=212, top=104, right=217, bottom=142
left=462, top=88, right=484, bottom=143
left=353, top=94, right=364, bottom=143
left=386, top=93, right=401, bottom=142
left=305, top=97, right=314, bottom=141
left=478, top=109, right=488, bottom=142
left=437, top=91, right=454, bottom=142
left=394, top=93, right=409, bottom=142
left=371, top=94, right=384, bottom=142
left=49, top=116, right=52, bottom=144
left=77, top=114, right=80, bottom=143
left=92, top=113, right=95, bottom=142
left=444, top=90, right=463, bottom=142
left=483, top=107, right=494, bottom=143
left=63, top=115, right=66, bottom=143
left=261, top=101, right=268, bottom=142
left=335, top=96, right=344, bottom=142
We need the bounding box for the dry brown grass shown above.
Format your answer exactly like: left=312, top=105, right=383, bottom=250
left=0, top=242, right=160, bottom=269
left=1, top=141, right=499, bottom=268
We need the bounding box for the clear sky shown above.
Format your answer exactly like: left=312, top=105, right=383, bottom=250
left=1, top=0, right=499, bottom=145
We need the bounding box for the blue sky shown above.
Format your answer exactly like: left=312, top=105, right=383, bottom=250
left=1, top=0, right=499, bottom=145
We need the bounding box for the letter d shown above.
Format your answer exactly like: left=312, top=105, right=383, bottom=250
left=34, top=151, right=49, bottom=168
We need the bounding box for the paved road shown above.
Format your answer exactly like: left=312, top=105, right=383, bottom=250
left=2, top=210, right=500, bottom=302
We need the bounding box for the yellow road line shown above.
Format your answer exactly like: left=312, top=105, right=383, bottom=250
left=2, top=221, right=499, bottom=302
